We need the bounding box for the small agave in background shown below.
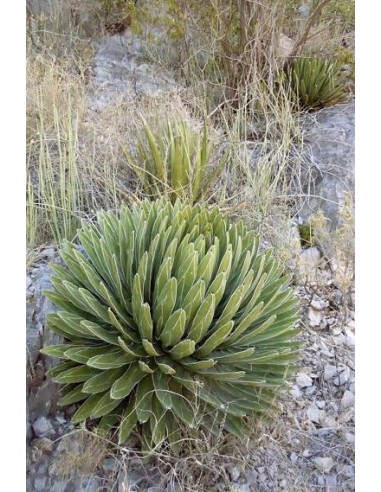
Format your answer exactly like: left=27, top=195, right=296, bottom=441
left=41, top=198, right=301, bottom=452
left=285, top=57, right=348, bottom=110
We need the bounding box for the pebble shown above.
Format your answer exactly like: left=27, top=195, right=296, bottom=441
left=333, top=367, right=350, bottom=386
left=43, top=247, right=56, bottom=259
left=344, top=432, right=355, bottom=445
left=341, top=390, right=355, bottom=409
left=316, top=400, right=326, bottom=409
left=290, top=385, right=302, bottom=398
left=307, top=403, right=323, bottom=424
left=325, top=474, right=338, bottom=487
left=339, top=464, right=355, bottom=478
left=32, top=417, right=55, bottom=438
left=228, top=466, right=241, bottom=482
left=290, top=452, right=298, bottom=464
left=323, top=365, right=338, bottom=381
left=296, top=373, right=313, bottom=388
left=304, top=386, right=316, bottom=396
left=321, top=415, right=337, bottom=428
left=308, top=308, right=322, bottom=327
left=312, top=457, right=335, bottom=473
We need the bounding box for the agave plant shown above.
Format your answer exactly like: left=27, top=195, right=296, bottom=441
left=122, top=118, right=228, bottom=204
left=41, top=198, right=301, bottom=450
left=286, top=57, right=348, bottom=110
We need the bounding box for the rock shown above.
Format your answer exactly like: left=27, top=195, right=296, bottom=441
left=321, top=415, right=337, bottom=429
left=26, top=300, right=40, bottom=368
left=233, top=484, right=251, bottom=492
left=296, top=373, right=313, bottom=388
left=308, top=308, right=322, bottom=327
left=32, top=416, right=55, bottom=438
left=28, top=380, right=61, bottom=420
left=227, top=465, right=241, bottom=481
left=312, top=457, right=335, bottom=473
left=325, top=474, right=338, bottom=488
left=87, top=34, right=179, bottom=112
left=298, top=101, right=355, bottom=232
left=50, top=481, right=69, bottom=492
left=344, top=432, right=355, bottom=446
left=333, top=367, right=350, bottom=386
left=146, top=488, right=163, bottom=492
left=304, top=386, right=316, bottom=396
left=290, top=385, right=303, bottom=398
left=310, top=297, right=328, bottom=310
left=34, top=475, right=47, bottom=492
left=42, top=247, right=56, bottom=259
left=290, top=452, right=298, bottom=464
left=338, top=464, right=355, bottom=478
left=323, top=365, right=338, bottom=381
left=341, top=390, right=355, bottom=409
left=307, top=403, right=323, bottom=424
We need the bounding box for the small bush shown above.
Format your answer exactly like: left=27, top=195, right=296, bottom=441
left=285, top=57, right=348, bottom=110
left=41, top=198, right=301, bottom=451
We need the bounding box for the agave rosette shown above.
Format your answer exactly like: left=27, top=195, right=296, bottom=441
left=41, top=198, right=301, bottom=449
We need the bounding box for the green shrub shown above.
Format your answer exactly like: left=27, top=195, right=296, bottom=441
left=41, top=198, right=301, bottom=451
left=122, top=118, right=228, bottom=204
left=286, top=57, right=348, bottom=110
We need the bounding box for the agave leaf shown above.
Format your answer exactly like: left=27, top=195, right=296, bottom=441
left=71, top=393, right=105, bottom=424
left=159, top=309, right=187, bottom=348
left=182, top=279, right=206, bottom=324
left=110, top=363, right=146, bottom=400
left=64, top=345, right=110, bottom=364
left=46, top=361, right=77, bottom=378
left=118, top=393, right=138, bottom=444
left=138, top=360, right=155, bottom=373
left=169, top=339, right=196, bottom=360
left=137, top=303, right=154, bottom=341
left=87, top=349, right=136, bottom=369
left=187, top=293, right=215, bottom=343
left=58, top=383, right=88, bottom=406
left=234, top=314, right=278, bottom=346
left=51, top=365, right=100, bottom=384
left=107, top=308, right=138, bottom=343
left=156, top=357, right=177, bottom=375
left=209, top=347, right=255, bottom=363
left=195, top=320, right=234, bottom=357
left=117, top=337, right=147, bottom=358
left=79, top=320, right=119, bottom=346
left=169, top=381, right=196, bottom=428
left=92, top=390, right=124, bottom=418
left=152, top=371, right=172, bottom=410
left=40, top=345, right=72, bottom=359
left=180, top=358, right=216, bottom=371
left=142, top=339, right=162, bottom=357
left=205, top=271, right=227, bottom=307
left=150, top=396, right=167, bottom=445
left=135, top=375, right=154, bottom=423
left=154, top=277, right=177, bottom=334
left=223, top=301, right=265, bottom=346
left=82, top=367, right=126, bottom=394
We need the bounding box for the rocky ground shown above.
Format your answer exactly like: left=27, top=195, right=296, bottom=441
left=26, top=241, right=355, bottom=492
